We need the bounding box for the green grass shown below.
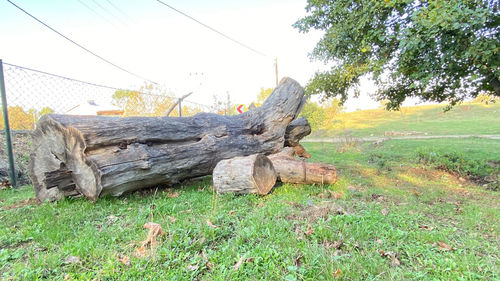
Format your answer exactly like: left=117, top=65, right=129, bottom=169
left=1, top=138, right=499, bottom=280
left=311, top=102, right=500, bottom=137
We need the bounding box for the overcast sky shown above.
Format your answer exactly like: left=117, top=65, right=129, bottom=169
left=0, top=0, right=383, bottom=111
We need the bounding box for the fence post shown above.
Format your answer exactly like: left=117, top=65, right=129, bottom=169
left=178, top=98, right=182, bottom=117
left=0, top=60, right=17, bottom=187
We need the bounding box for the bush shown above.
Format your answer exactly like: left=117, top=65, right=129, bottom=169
left=415, top=148, right=495, bottom=181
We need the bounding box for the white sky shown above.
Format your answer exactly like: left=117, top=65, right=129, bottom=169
left=0, top=0, right=396, bottom=111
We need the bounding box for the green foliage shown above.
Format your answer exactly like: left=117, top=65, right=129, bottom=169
left=112, top=89, right=141, bottom=110
left=416, top=147, right=495, bottom=180
left=299, top=98, right=343, bottom=131
left=255, top=88, right=273, bottom=107
left=295, top=0, right=500, bottom=109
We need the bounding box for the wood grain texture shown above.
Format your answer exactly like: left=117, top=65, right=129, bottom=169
left=29, top=77, right=305, bottom=201
left=268, top=148, right=337, bottom=185
left=213, top=154, right=276, bottom=195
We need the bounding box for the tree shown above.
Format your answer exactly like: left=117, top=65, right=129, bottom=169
left=255, top=88, right=274, bottom=107
left=0, top=106, right=32, bottom=130
left=294, top=0, right=500, bottom=109
left=299, top=98, right=343, bottom=131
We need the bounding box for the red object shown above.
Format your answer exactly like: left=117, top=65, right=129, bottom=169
left=237, top=105, right=244, bottom=114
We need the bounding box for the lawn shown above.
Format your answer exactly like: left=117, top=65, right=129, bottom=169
left=1, top=138, right=499, bottom=280
left=309, top=102, right=500, bottom=138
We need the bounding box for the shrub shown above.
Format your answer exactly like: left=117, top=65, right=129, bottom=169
left=415, top=148, right=495, bottom=181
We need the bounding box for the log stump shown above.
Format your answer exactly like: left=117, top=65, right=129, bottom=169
left=268, top=148, right=337, bottom=184
left=213, top=154, right=276, bottom=195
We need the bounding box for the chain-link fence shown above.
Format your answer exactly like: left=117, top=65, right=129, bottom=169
left=0, top=60, right=217, bottom=186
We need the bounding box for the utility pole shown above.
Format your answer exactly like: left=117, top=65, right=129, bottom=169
left=274, top=57, right=279, bottom=87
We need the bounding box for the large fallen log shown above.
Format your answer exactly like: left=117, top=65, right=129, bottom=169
left=29, top=78, right=306, bottom=202
left=268, top=148, right=337, bottom=185
left=213, top=154, right=276, bottom=195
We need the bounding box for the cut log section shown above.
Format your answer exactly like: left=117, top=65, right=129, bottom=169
left=29, top=77, right=306, bottom=202
left=268, top=148, right=337, bottom=185
left=213, top=154, right=276, bottom=195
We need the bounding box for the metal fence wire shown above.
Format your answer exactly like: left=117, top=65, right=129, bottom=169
left=0, top=62, right=215, bottom=130
left=0, top=60, right=216, bottom=186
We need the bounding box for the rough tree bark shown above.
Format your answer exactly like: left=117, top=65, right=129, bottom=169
left=29, top=78, right=306, bottom=202
left=213, top=154, right=276, bottom=195
left=268, top=147, right=337, bottom=185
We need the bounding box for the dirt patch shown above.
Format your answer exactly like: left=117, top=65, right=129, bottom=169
left=285, top=201, right=347, bottom=222
left=2, top=197, right=40, bottom=210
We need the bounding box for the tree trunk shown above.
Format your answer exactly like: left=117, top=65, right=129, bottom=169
left=29, top=78, right=306, bottom=202
left=268, top=148, right=337, bottom=185
left=213, top=154, right=276, bottom=195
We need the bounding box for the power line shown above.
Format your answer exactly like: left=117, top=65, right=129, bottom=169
left=90, top=0, right=128, bottom=26
left=104, top=0, right=134, bottom=23
left=154, top=0, right=267, bottom=57
left=76, top=0, right=118, bottom=28
left=6, top=0, right=158, bottom=85
left=4, top=61, right=179, bottom=99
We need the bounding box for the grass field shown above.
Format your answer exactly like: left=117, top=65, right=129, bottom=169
left=1, top=138, right=499, bottom=280
left=310, top=102, right=500, bottom=137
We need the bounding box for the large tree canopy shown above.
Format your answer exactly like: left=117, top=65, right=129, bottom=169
left=294, top=0, right=499, bottom=109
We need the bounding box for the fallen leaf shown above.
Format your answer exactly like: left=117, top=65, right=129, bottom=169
left=333, top=268, right=342, bottom=278
left=0, top=180, right=11, bottom=189
left=330, top=191, right=343, bottom=199
left=332, top=240, right=343, bottom=249
left=206, top=261, right=214, bottom=270
left=143, top=222, right=165, bottom=246
left=381, top=208, right=389, bottom=216
left=232, top=257, right=244, bottom=270
left=418, top=224, right=434, bottom=231
left=168, top=192, right=180, bottom=198
left=317, top=190, right=343, bottom=199
left=64, top=274, right=72, bottom=280
left=294, top=255, right=303, bottom=269
left=134, top=245, right=147, bottom=257
left=379, top=250, right=401, bottom=266
left=117, top=255, right=130, bottom=266
left=168, top=216, right=177, bottom=223
left=228, top=210, right=235, bottom=215
left=411, top=190, right=422, bottom=196
left=437, top=241, right=455, bottom=251
left=317, top=191, right=329, bottom=199
left=304, top=224, right=314, bottom=236
left=257, top=203, right=265, bottom=207
left=135, top=222, right=165, bottom=257
left=186, top=264, right=199, bottom=271
left=246, top=257, right=255, bottom=263
left=64, top=255, right=80, bottom=265
left=206, top=219, right=217, bottom=228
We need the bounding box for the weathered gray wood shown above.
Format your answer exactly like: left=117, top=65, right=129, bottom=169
left=284, top=117, right=311, bottom=147
left=213, top=154, right=276, bottom=195
left=268, top=148, right=337, bottom=185
left=29, top=77, right=305, bottom=202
